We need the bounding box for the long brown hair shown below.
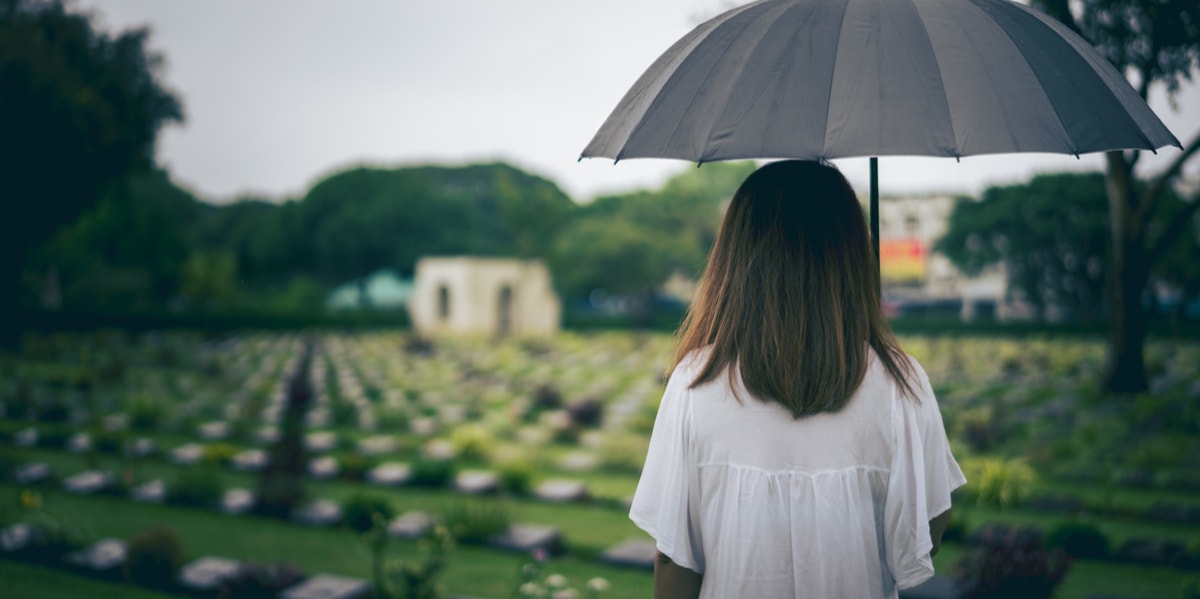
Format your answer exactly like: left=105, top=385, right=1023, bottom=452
left=671, top=160, right=918, bottom=417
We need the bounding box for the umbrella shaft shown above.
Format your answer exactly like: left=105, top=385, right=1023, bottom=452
left=870, top=157, right=880, bottom=280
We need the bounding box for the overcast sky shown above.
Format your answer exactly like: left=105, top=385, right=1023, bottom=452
left=81, top=0, right=1199, bottom=204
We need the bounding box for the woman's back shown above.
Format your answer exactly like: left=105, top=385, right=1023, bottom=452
left=631, top=348, right=963, bottom=598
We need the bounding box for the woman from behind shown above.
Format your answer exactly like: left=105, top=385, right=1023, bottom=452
left=631, top=160, right=965, bottom=599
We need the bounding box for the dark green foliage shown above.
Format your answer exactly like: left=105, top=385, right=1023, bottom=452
left=531, top=384, right=562, bottom=412
left=386, top=525, right=454, bottom=599
left=343, top=492, right=395, bottom=533
left=217, top=562, right=307, bottom=599
left=1, top=0, right=183, bottom=344
left=91, top=428, right=124, bottom=455
left=956, top=525, right=1072, bottom=599
left=497, top=461, right=534, bottom=497
left=256, top=342, right=313, bottom=519
left=168, top=467, right=223, bottom=508
left=124, top=526, right=184, bottom=589
left=410, top=458, right=456, bottom=489
left=566, top=398, right=604, bottom=428
left=1045, top=520, right=1111, bottom=560
left=443, top=501, right=510, bottom=546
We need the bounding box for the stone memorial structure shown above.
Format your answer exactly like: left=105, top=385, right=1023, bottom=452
left=409, top=257, right=560, bottom=336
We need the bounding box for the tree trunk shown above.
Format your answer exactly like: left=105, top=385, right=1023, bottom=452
left=1104, top=152, right=1149, bottom=393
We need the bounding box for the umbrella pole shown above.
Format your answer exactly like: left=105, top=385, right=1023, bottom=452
left=869, top=157, right=880, bottom=282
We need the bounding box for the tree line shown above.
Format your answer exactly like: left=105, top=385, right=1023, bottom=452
left=3, top=0, right=1198, bottom=395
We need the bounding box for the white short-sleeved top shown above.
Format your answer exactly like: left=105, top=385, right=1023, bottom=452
left=630, top=348, right=966, bottom=599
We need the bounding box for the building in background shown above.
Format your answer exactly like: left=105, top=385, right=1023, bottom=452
left=409, top=257, right=560, bottom=336
left=877, top=194, right=1011, bottom=321
left=326, top=269, right=414, bottom=311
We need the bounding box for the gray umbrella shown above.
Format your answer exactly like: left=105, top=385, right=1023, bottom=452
left=580, top=0, right=1181, bottom=264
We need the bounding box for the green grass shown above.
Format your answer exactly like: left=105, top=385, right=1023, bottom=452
left=1, top=481, right=654, bottom=598
left=0, top=560, right=177, bottom=599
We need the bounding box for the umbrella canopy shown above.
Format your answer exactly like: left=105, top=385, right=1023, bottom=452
left=581, top=0, right=1180, bottom=164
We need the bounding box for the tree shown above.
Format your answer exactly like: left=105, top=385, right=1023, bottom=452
left=0, top=0, right=182, bottom=342
left=1034, top=0, right=1200, bottom=392
left=936, top=174, right=1110, bottom=321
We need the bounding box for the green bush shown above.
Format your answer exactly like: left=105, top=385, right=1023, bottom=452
left=203, top=442, right=239, bottom=467
left=961, top=457, right=1036, bottom=509
left=92, top=429, right=125, bottom=455
left=411, top=458, right=456, bottom=488
left=128, top=398, right=163, bottom=433
left=1045, top=520, right=1110, bottom=560
left=444, top=500, right=511, bottom=545
left=450, top=425, right=495, bottom=462
left=599, top=435, right=649, bottom=474
left=344, top=492, right=395, bottom=533
left=168, top=468, right=223, bottom=508
left=1182, top=578, right=1200, bottom=599
left=124, top=526, right=184, bottom=589
left=497, top=459, right=534, bottom=496
left=340, top=453, right=376, bottom=482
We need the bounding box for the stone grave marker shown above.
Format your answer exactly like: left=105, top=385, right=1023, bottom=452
left=490, top=523, right=564, bottom=556
left=455, top=470, right=498, bottom=494
left=367, top=463, right=411, bottom=487
left=13, top=462, right=51, bottom=484
left=221, top=488, right=256, bottom=515
left=62, top=470, right=112, bottom=494
left=306, top=408, right=331, bottom=428
left=131, top=479, right=167, bottom=503
left=67, top=432, right=92, bottom=453
left=179, top=556, right=241, bottom=593
left=170, top=443, right=205, bottom=465
left=556, top=452, right=599, bottom=472
left=598, top=538, right=656, bottom=569
left=281, top=573, right=371, bottom=599
left=1, top=523, right=33, bottom=553
left=534, top=479, right=589, bottom=503
left=126, top=437, right=157, bottom=458
left=308, top=456, right=340, bottom=479
left=409, top=417, right=438, bottom=436
left=14, top=427, right=37, bottom=447
left=293, top=499, right=342, bottom=527
left=66, top=538, right=126, bottom=572
left=357, top=435, right=397, bottom=456
left=388, top=511, right=434, bottom=539
left=256, top=425, right=281, bottom=444
left=232, top=449, right=268, bottom=472
left=198, top=421, right=231, bottom=441
left=304, top=431, right=337, bottom=453
left=423, top=439, right=456, bottom=460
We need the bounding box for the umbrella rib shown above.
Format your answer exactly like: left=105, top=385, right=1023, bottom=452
left=820, top=0, right=853, bottom=158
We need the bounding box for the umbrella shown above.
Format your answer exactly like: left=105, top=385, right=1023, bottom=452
left=579, top=0, right=1181, bottom=268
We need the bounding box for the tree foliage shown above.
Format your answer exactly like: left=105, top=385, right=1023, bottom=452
left=937, top=172, right=1200, bottom=321
left=1, top=0, right=182, bottom=339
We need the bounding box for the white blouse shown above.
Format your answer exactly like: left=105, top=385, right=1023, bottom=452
left=630, top=348, right=966, bottom=599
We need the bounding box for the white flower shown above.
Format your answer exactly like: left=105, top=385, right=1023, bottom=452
left=545, top=573, right=568, bottom=589
left=586, top=578, right=610, bottom=593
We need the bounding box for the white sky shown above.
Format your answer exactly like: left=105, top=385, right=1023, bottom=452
left=81, top=0, right=1200, bottom=204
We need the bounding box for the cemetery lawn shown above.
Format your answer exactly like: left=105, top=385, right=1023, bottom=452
left=0, top=481, right=655, bottom=598
left=0, top=559, right=176, bottom=599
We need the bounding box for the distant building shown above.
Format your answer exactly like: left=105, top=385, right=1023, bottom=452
left=877, top=194, right=1012, bottom=320
left=409, top=257, right=560, bottom=335
left=326, top=269, right=414, bottom=311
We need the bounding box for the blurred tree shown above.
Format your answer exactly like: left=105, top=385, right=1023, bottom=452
left=1035, top=0, right=1200, bottom=391
left=26, top=169, right=201, bottom=312
left=179, top=251, right=238, bottom=311
left=936, top=174, right=1110, bottom=321
left=938, top=173, right=1199, bottom=323
left=1, top=0, right=182, bottom=341
left=552, top=162, right=755, bottom=308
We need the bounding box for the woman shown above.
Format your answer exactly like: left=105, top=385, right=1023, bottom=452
left=630, top=160, right=965, bottom=599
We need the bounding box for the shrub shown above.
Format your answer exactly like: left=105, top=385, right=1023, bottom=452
left=92, top=429, right=125, bottom=455
left=599, top=435, right=649, bottom=474
left=386, top=525, right=454, bottom=599
left=128, top=398, right=163, bottom=433
left=203, top=442, right=240, bottom=467
left=411, top=458, right=456, bottom=489
left=1046, top=520, right=1110, bottom=560
left=531, top=385, right=562, bottom=412
left=344, top=492, right=396, bottom=533
left=37, top=425, right=71, bottom=449
left=450, top=425, right=495, bottom=462
left=168, top=468, right=223, bottom=508
left=961, top=457, right=1036, bottom=509
left=956, top=406, right=1004, bottom=452
left=566, top=398, right=604, bottom=428
left=497, top=459, right=534, bottom=497
left=444, top=500, right=511, bottom=545
left=17, top=509, right=88, bottom=563
left=218, top=562, right=307, bottom=599
left=124, top=526, right=184, bottom=590
left=956, top=525, right=1072, bottom=599
left=1182, top=578, right=1200, bottom=599
left=340, top=453, right=376, bottom=482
